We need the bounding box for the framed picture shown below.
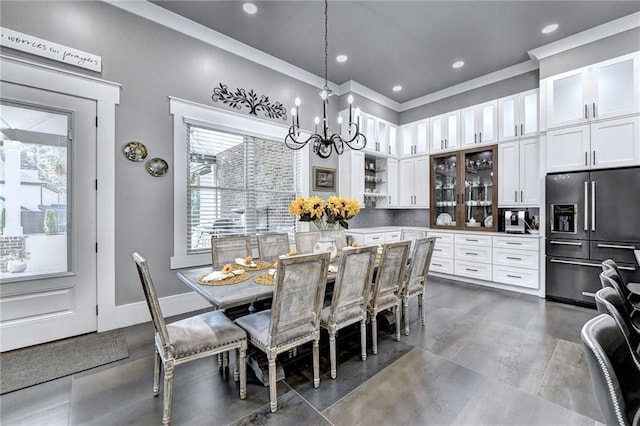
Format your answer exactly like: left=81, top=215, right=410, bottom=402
left=313, top=166, right=336, bottom=192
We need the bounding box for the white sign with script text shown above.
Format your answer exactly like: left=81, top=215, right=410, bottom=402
left=0, top=27, right=102, bottom=72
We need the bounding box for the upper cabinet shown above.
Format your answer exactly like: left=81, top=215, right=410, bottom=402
left=498, top=89, right=539, bottom=141
left=431, top=110, right=460, bottom=153
left=400, top=120, right=429, bottom=157
left=461, top=100, right=498, bottom=147
left=498, top=138, right=540, bottom=207
left=361, top=113, right=398, bottom=155
left=398, top=155, right=430, bottom=208
left=544, top=52, right=640, bottom=130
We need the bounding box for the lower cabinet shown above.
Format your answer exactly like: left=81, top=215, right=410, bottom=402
left=491, top=235, right=540, bottom=289
left=427, top=231, right=454, bottom=274
left=454, top=233, right=492, bottom=280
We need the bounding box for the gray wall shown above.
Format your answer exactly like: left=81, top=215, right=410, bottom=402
left=0, top=0, right=339, bottom=305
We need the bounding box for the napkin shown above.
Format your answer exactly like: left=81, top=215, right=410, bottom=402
left=235, top=258, right=256, bottom=267
left=268, top=268, right=277, bottom=276
left=201, top=271, right=234, bottom=282
left=328, top=265, right=338, bottom=273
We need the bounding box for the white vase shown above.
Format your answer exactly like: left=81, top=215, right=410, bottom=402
left=313, top=230, right=337, bottom=261
left=7, top=260, right=27, bottom=273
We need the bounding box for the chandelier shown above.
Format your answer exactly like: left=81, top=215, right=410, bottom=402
left=284, top=0, right=366, bottom=158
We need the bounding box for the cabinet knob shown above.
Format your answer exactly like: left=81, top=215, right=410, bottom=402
left=592, top=102, right=596, bottom=118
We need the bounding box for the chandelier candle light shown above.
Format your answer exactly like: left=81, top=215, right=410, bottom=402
left=284, top=0, right=367, bottom=158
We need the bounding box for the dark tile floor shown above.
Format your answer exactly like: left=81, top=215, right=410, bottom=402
left=1, top=276, right=603, bottom=426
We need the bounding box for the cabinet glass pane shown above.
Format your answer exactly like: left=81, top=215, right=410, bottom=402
left=552, top=73, right=583, bottom=124
left=378, top=121, right=387, bottom=148
left=447, top=114, right=458, bottom=146
left=502, top=98, right=516, bottom=137
left=432, top=117, right=443, bottom=150
left=401, top=125, right=413, bottom=155
left=463, top=110, right=475, bottom=144
left=365, top=117, right=376, bottom=144
left=463, top=149, right=495, bottom=228
left=596, top=59, right=634, bottom=115
left=417, top=122, right=428, bottom=152
left=523, top=93, right=538, bottom=133
left=389, top=126, right=397, bottom=156
left=433, top=154, right=457, bottom=227
left=481, top=105, right=494, bottom=141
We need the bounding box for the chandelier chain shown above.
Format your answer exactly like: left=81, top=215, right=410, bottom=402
left=324, top=0, right=328, bottom=86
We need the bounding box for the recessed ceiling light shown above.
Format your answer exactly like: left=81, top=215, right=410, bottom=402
left=336, top=54, right=348, bottom=63
left=541, top=23, right=559, bottom=34
left=242, top=2, right=258, bottom=14
left=392, top=85, right=402, bottom=92
left=452, top=61, right=464, bottom=69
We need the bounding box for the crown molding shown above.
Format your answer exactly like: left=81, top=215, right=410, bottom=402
left=337, top=80, right=401, bottom=111
left=528, top=11, right=640, bottom=61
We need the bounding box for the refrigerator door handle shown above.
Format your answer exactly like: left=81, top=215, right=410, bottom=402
left=584, top=181, right=589, bottom=231
left=596, top=243, right=637, bottom=250
left=549, top=240, right=583, bottom=246
left=618, top=266, right=637, bottom=271
left=591, top=181, right=596, bottom=232
left=581, top=292, right=596, bottom=298
left=550, top=258, right=601, bottom=268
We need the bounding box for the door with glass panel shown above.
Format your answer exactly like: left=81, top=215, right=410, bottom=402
left=0, top=82, right=97, bottom=351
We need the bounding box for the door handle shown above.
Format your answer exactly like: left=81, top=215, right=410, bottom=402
left=550, top=240, right=583, bottom=246
left=520, top=123, right=523, bottom=135
left=550, top=258, right=601, bottom=268
left=474, top=133, right=477, bottom=144
left=520, top=190, right=523, bottom=202
left=591, top=181, right=596, bottom=232
left=515, top=190, right=517, bottom=203
left=584, top=104, right=588, bottom=120
left=506, top=256, right=523, bottom=260
left=596, top=244, right=636, bottom=250
left=479, top=131, right=482, bottom=143
left=515, top=124, right=518, bottom=136
left=619, top=266, right=637, bottom=271
left=584, top=181, right=588, bottom=231
left=581, top=291, right=596, bottom=298
left=592, top=150, right=596, bottom=165
left=507, top=274, right=522, bottom=279
left=584, top=152, right=588, bottom=166
left=593, top=102, right=596, bottom=118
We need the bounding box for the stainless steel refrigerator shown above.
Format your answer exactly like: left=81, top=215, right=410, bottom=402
left=545, top=167, right=640, bottom=307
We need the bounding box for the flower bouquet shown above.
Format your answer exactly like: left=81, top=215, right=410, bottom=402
left=288, top=196, right=361, bottom=230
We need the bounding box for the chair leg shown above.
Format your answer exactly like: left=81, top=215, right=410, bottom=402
left=313, top=339, right=320, bottom=388
left=404, top=296, right=410, bottom=336
left=239, top=344, right=247, bottom=400
left=153, top=349, right=161, bottom=396
left=162, top=359, right=175, bottom=425
left=419, top=293, right=425, bottom=326
left=329, top=329, right=337, bottom=379
left=395, top=304, right=401, bottom=341
left=268, top=355, right=278, bottom=413
left=360, top=319, right=367, bottom=361
left=371, top=313, right=378, bottom=355
left=234, top=349, right=240, bottom=382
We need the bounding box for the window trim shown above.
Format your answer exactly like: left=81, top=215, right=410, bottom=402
left=169, top=97, right=309, bottom=269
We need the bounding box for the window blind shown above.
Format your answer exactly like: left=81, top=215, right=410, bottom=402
left=186, top=124, right=299, bottom=254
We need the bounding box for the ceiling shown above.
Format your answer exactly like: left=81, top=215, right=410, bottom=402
left=150, top=1, right=640, bottom=104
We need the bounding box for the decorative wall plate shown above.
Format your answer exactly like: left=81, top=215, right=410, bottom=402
left=146, top=158, right=169, bottom=177
left=122, top=141, right=148, bottom=162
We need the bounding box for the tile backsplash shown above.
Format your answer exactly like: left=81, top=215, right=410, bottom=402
left=349, top=209, right=429, bottom=228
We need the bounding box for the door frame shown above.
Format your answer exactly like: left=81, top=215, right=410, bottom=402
left=1, top=54, right=120, bottom=333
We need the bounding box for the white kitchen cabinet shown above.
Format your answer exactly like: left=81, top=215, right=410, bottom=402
left=427, top=231, right=454, bottom=275
left=400, top=120, right=429, bottom=156
left=361, top=113, right=399, bottom=155
left=498, top=89, right=539, bottom=141
left=461, top=100, right=498, bottom=147
left=386, top=157, right=399, bottom=207
left=546, top=116, right=640, bottom=172
left=431, top=111, right=460, bottom=153
left=545, top=52, right=639, bottom=129
left=492, top=235, right=540, bottom=289
left=338, top=150, right=365, bottom=206
left=388, top=124, right=398, bottom=156
left=399, top=155, right=430, bottom=207
left=363, top=154, right=393, bottom=209
left=498, top=138, right=540, bottom=206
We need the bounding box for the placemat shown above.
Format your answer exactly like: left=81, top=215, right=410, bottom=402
left=197, top=272, right=251, bottom=286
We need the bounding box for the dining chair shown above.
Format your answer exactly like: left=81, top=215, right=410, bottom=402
left=132, top=252, right=247, bottom=425
left=319, top=245, right=378, bottom=379
left=368, top=240, right=411, bottom=355
left=595, top=287, right=640, bottom=355
left=402, top=237, right=436, bottom=336
left=257, top=233, right=291, bottom=262
left=600, top=269, right=640, bottom=333
left=211, top=235, right=252, bottom=268
left=581, top=314, right=640, bottom=426
left=400, top=229, right=427, bottom=252
left=295, top=231, right=320, bottom=254
left=324, top=229, right=349, bottom=251
left=602, top=259, right=640, bottom=306
left=234, top=252, right=330, bottom=412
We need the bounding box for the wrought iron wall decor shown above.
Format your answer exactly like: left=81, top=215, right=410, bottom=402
left=211, top=83, right=287, bottom=120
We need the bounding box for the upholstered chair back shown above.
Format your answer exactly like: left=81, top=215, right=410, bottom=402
left=600, top=270, right=633, bottom=315
left=581, top=314, right=640, bottom=426
left=326, top=245, right=377, bottom=325
left=400, top=229, right=427, bottom=252
left=133, top=252, right=171, bottom=350
left=211, top=236, right=252, bottom=268
left=295, top=231, right=320, bottom=254
left=257, top=233, right=290, bottom=262
left=403, top=237, right=436, bottom=296
left=370, top=240, right=411, bottom=306
left=269, top=252, right=330, bottom=347
left=602, top=259, right=627, bottom=286
left=595, top=287, right=640, bottom=360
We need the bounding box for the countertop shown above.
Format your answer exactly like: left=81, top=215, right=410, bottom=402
left=346, top=226, right=541, bottom=238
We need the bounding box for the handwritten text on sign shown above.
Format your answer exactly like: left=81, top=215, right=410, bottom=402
left=0, top=27, right=102, bottom=72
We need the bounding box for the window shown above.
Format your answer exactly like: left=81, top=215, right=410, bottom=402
left=170, top=98, right=308, bottom=268
left=186, top=125, right=299, bottom=254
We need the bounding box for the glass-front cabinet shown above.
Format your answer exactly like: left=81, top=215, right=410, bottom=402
left=430, top=145, right=498, bottom=231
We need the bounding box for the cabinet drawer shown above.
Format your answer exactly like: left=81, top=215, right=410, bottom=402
left=455, top=244, right=492, bottom=263
left=493, top=236, right=539, bottom=251
left=429, top=257, right=454, bottom=274
left=432, top=242, right=453, bottom=258
left=384, top=231, right=402, bottom=242
left=492, top=248, right=539, bottom=269
left=427, top=232, right=454, bottom=244
left=364, top=234, right=385, bottom=245
left=455, top=234, right=492, bottom=247
left=455, top=260, right=492, bottom=281
left=493, top=265, right=539, bottom=289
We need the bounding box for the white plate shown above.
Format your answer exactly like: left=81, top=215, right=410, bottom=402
left=484, top=216, right=493, bottom=227
left=436, top=213, right=452, bottom=225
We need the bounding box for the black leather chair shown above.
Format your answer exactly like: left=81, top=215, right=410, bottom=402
left=602, top=259, right=640, bottom=307
left=595, top=287, right=640, bottom=356
left=581, top=314, right=640, bottom=426
left=600, top=269, right=640, bottom=333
